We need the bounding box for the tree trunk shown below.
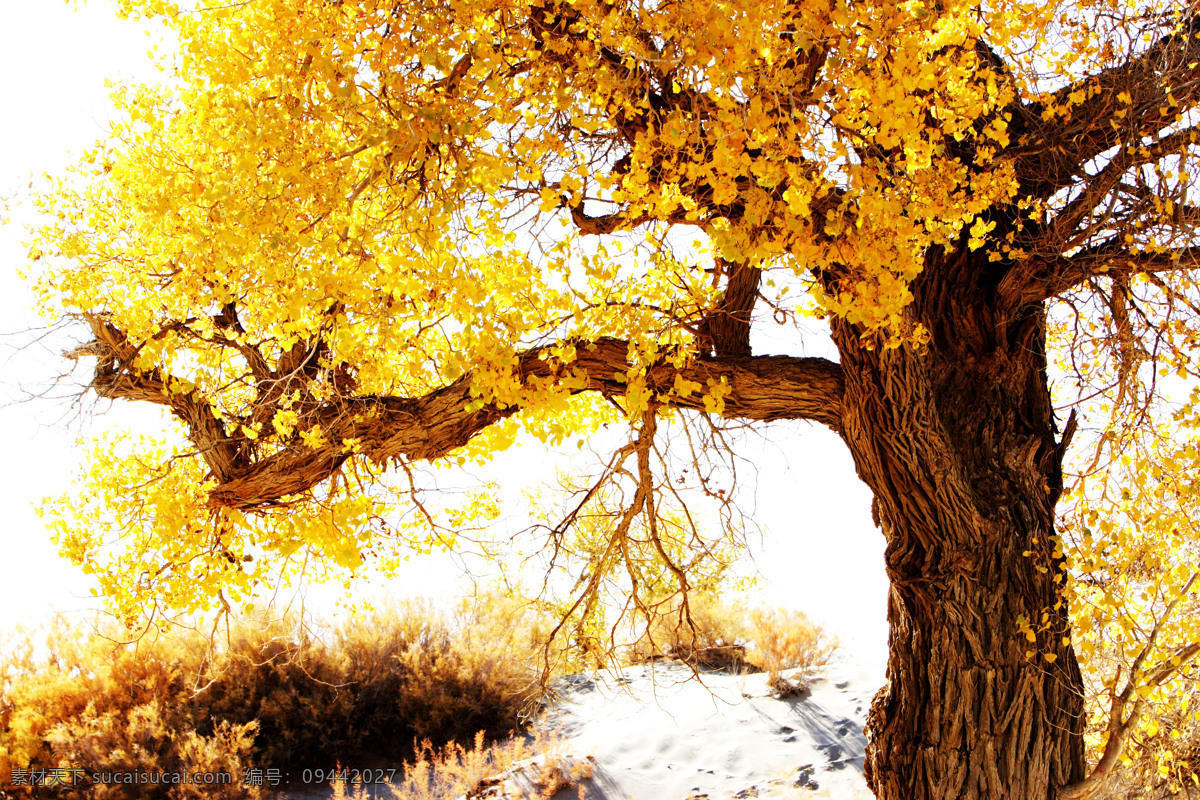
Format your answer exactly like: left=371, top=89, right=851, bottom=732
left=832, top=240, right=1087, bottom=800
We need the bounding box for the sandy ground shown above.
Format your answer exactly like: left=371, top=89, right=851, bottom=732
left=279, top=658, right=884, bottom=800
left=526, top=659, right=881, bottom=800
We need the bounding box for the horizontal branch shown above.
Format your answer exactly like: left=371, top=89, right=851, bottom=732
left=1042, top=125, right=1200, bottom=250
left=76, top=328, right=844, bottom=510
left=1016, top=13, right=1200, bottom=200
left=1000, top=245, right=1200, bottom=309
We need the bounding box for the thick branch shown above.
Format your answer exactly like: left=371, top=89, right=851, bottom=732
left=999, top=245, right=1200, bottom=308
left=569, top=205, right=642, bottom=235
left=72, top=315, right=250, bottom=481
left=79, top=332, right=843, bottom=510
left=696, top=259, right=762, bottom=357
left=1012, top=14, right=1200, bottom=199
left=1016, top=14, right=1200, bottom=200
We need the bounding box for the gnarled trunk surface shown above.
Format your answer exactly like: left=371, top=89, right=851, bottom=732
left=833, top=240, right=1086, bottom=800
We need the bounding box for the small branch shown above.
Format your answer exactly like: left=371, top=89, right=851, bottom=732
left=1000, top=245, right=1200, bottom=309
left=1057, top=570, right=1200, bottom=800
left=73, top=314, right=249, bottom=482
left=1041, top=125, right=1200, bottom=251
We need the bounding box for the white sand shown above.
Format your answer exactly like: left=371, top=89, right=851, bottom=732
left=486, top=658, right=884, bottom=800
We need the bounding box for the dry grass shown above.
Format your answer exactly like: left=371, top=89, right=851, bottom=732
left=741, top=606, right=838, bottom=695
left=0, top=618, right=267, bottom=800
left=623, top=595, right=837, bottom=694
left=1, top=593, right=836, bottom=799
left=328, top=729, right=592, bottom=800
left=0, top=595, right=562, bottom=799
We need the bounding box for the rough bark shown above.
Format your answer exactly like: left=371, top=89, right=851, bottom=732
left=78, top=320, right=844, bottom=509
left=696, top=259, right=762, bottom=357
left=833, top=236, right=1086, bottom=800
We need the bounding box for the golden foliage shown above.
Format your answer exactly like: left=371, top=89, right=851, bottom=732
left=21, top=0, right=1200, bottom=793
left=1061, top=425, right=1200, bottom=796
left=28, top=0, right=1106, bottom=622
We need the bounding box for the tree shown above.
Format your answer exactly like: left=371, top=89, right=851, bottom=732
left=27, top=0, right=1200, bottom=797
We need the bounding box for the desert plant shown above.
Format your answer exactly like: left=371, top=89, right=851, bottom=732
left=3, top=666, right=264, bottom=800
left=1, top=598, right=566, bottom=798
left=742, top=606, right=838, bottom=694
left=622, top=594, right=836, bottom=693
left=330, top=728, right=591, bottom=800
left=0, top=616, right=262, bottom=800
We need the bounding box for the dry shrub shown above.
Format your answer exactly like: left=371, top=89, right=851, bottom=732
left=623, top=595, right=836, bottom=692
left=193, top=617, right=352, bottom=769
left=1, top=596, right=562, bottom=798
left=0, top=619, right=265, bottom=800
left=342, top=597, right=545, bottom=751
left=622, top=594, right=745, bottom=668
left=189, top=596, right=554, bottom=769
left=399, top=730, right=538, bottom=799
left=331, top=729, right=590, bottom=800
left=742, top=606, right=838, bottom=695
left=526, top=755, right=594, bottom=800
left=167, top=721, right=262, bottom=800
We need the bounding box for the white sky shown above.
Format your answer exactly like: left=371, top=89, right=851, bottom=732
left=0, top=1, right=888, bottom=665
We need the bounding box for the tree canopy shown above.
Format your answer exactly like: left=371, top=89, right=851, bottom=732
left=28, top=0, right=1200, bottom=797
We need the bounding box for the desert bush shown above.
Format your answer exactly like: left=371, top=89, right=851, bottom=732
left=622, top=593, right=737, bottom=667
left=623, top=595, right=837, bottom=691
left=191, top=617, right=356, bottom=769
left=330, top=728, right=591, bottom=800
left=742, top=606, right=838, bottom=694
left=0, top=618, right=265, bottom=800
left=0, top=596, right=562, bottom=798
left=168, top=721, right=263, bottom=800
left=194, top=597, right=559, bottom=768
left=336, top=596, right=548, bottom=752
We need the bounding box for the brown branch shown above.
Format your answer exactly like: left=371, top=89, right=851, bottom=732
left=1017, top=13, right=1200, bottom=200
left=1000, top=245, right=1200, bottom=308
left=1057, top=570, right=1200, bottom=800
left=211, top=303, right=273, bottom=386
left=1109, top=277, right=1138, bottom=398
left=569, top=204, right=651, bottom=235
left=208, top=341, right=843, bottom=508
left=696, top=258, right=762, bottom=357
left=1041, top=125, right=1200, bottom=250
left=432, top=51, right=473, bottom=96
left=72, top=314, right=250, bottom=482
left=78, top=331, right=844, bottom=510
